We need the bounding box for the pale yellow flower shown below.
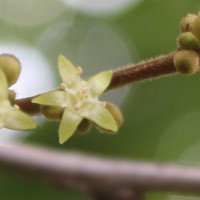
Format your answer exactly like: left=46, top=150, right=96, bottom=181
left=33, top=55, right=119, bottom=144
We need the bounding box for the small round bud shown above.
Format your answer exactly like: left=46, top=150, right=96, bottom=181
left=77, top=118, right=91, bottom=134
left=0, top=54, right=21, bottom=87
left=173, top=50, right=200, bottom=74
left=180, top=14, right=197, bottom=32
left=177, top=32, right=200, bottom=50
left=40, top=105, right=64, bottom=120
left=191, top=15, right=200, bottom=40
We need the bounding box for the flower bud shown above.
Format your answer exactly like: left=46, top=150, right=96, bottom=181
left=173, top=50, right=200, bottom=74
left=77, top=118, right=91, bottom=134
left=191, top=15, right=200, bottom=40
left=0, top=54, right=21, bottom=86
left=177, top=32, right=200, bottom=50
left=180, top=14, right=197, bottom=32
left=40, top=105, right=64, bottom=120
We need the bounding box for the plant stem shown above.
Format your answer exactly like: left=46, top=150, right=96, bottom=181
left=107, top=52, right=176, bottom=90
left=1, top=142, right=200, bottom=198
left=16, top=52, right=177, bottom=114
left=15, top=96, right=40, bottom=115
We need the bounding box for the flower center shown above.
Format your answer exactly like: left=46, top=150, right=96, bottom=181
left=76, top=88, right=88, bottom=100
left=61, top=81, right=103, bottom=112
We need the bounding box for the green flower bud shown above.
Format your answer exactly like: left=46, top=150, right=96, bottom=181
left=191, top=15, right=200, bottom=40
left=0, top=54, right=21, bottom=87
left=177, top=32, right=200, bottom=50
left=173, top=50, right=200, bottom=74
left=77, top=118, right=91, bottom=134
left=40, top=105, right=64, bottom=120
left=180, top=14, right=197, bottom=32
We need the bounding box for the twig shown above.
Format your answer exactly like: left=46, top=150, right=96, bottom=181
left=1, top=142, right=200, bottom=198
left=107, top=52, right=176, bottom=90
left=16, top=52, right=177, bottom=114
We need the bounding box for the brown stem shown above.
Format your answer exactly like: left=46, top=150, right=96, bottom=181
left=15, top=53, right=177, bottom=114
left=15, top=96, right=40, bottom=115
left=107, top=52, right=176, bottom=90
left=1, top=142, right=200, bottom=197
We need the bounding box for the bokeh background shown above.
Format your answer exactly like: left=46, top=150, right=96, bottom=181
left=0, top=0, right=200, bottom=199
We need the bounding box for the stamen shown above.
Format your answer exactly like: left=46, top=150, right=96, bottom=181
left=81, top=88, right=88, bottom=94
left=60, top=83, right=67, bottom=90
left=76, top=66, right=83, bottom=74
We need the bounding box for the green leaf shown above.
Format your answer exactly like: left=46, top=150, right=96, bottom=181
left=32, top=91, right=75, bottom=107
left=80, top=102, right=117, bottom=132
left=59, top=109, right=82, bottom=144
left=87, top=70, right=113, bottom=97
left=58, top=55, right=80, bottom=88
left=0, top=68, right=8, bottom=99
left=4, top=109, right=36, bottom=130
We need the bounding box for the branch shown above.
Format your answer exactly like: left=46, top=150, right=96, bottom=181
left=1, top=142, right=200, bottom=198
left=16, top=52, right=177, bottom=114
left=107, top=52, right=176, bottom=90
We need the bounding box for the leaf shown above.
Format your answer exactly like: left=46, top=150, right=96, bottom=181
left=4, top=109, right=36, bottom=130
left=32, top=91, right=75, bottom=107
left=58, top=55, right=80, bottom=88
left=81, top=102, right=117, bottom=132
left=87, top=70, right=113, bottom=97
left=59, top=109, right=82, bottom=144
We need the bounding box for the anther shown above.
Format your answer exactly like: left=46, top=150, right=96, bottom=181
left=60, top=83, right=67, bottom=90
left=76, top=66, right=83, bottom=74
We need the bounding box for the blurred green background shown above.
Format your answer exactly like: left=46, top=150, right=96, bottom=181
left=1, top=0, right=200, bottom=199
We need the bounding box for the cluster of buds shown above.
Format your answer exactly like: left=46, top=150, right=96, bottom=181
left=174, top=13, right=200, bottom=74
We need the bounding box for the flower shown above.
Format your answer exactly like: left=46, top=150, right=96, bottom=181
left=0, top=68, right=36, bottom=130
left=32, top=55, right=120, bottom=144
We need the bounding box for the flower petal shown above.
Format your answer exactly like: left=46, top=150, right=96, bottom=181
left=4, top=109, right=36, bottom=130
left=58, top=55, right=80, bottom=87
left=59, top=109, right=82, bottom=144
left=80, top=102, right=117, bottom=132
left=87, top=70, right=113, bottom=97
left=0, top=68, right=8, bottom=99
left=32, top=91, right=75, bottom=107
